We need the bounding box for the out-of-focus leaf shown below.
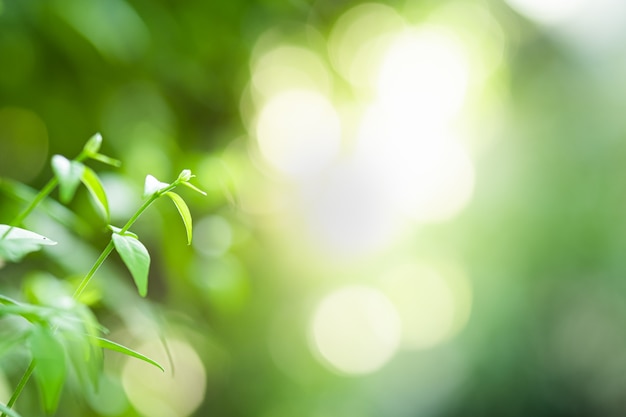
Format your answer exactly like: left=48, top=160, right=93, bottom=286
left=91, top=336, right=164, bottom=372
left=89, top=153, right=122, bottom=167
left=0, top=328, right=30, bottom=359
left=112, top=232, right=150, bottom=297
left=0, top=179, right=90, bottom=235
left=30, top=326, right=66, bottom=413
left=143, top=174, right=169, bottom=198
left=51, top=155, right=85, bottom=203
left=0, top=225, right=57, bottom=262
left=181, top=181, right=207, bottom=196
left=80, top=167, right=109, bottom=221
left=177, top=169, right=193, bottom=182
left=83, top=133, right=102, bottom=154
left=0, top=402, right=23, bottom=417
left=165, top=192, right=193, bottom=245
left=107, top=225, right=137, bottom=239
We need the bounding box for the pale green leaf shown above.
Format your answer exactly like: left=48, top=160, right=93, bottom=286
left=92, top=336, right=164, bottom=372
left=181, top=181, right=207, bottom=196
left=30, top=326, right=66, bottom=413
left=112, top=232, right=150, bottom=297
left=89, top=152, right=122, bottom=167
left=143, top=174, right=169, bottom=198
left=51, top=155, right=85, bottom=203
left=165, top=192, right=193, bottom=245
left=107, top=225, right=137, bottom=238
left=80, top=167, right=110, bottom=221
left=177, top=169, right=193, bottom=182
left=0, top=225, right=57, bottom=262
left=83, top=132, right=102, bottom=154
left=0, top=402, right=23, bottom=417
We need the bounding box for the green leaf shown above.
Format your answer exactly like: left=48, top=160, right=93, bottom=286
left=107, top=225, right=137, bottom=239
left=51, top=155, right=85, bottom=203
left=181, top=181, right=207, bottom=196
left=143, top=174, right=169, bottom=198
left=0, top=402, right=23, bottom=417
left=83, top=132, right=103, bottom=154
left=80, top=167, right=110, bottom=221
left=89, top=152, right=122, bottom=167
left=0, top=225, right=57, bottom=262
left=112, top=232, right=150, bottom=297
left=91, top=336, right=164, bottom=372
left=165, top=192, right=193, bottom=245
left=30, top=326, right=66, bottom=414
left=177, top=169, right=193, bottom=182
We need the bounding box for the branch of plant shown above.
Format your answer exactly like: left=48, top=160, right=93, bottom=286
left=1, top=176, right=188, bottom=416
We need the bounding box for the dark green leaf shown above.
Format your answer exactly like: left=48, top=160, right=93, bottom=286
left=91, top=336, right=164, bottom=372
left=112, top=232, right=150, bottom=297
left=30, top=326, right=66, bottom=413
left=51, top=155, right=85, bottom=203
left=80, top=167, right=110, bottom=221
left=0, top=225, right=57, bottom=262
left=165, top=192, right=193, bottom=245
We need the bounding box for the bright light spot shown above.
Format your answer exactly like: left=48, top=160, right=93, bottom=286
left=256, top=89, right=341, bottom=178
left=356, top=110, right=475, bottom=223
left=301, top=161, right=396, bottom=255
left=424, top=3, right=505, bottom=84
left=122, top=339, right=206, bottom=417
left=310, top=286, right=400, bottom=375
left=505, top=0, right=588, bottom=24
left=328, top=3, right=405, bottom=91
left=380, top=262, right=472, bottom=349
left=377, top=26, right=470, bottom=126
left=251, top=46, right=332, bottom=102
left=193, top=215, right=232, bottom=257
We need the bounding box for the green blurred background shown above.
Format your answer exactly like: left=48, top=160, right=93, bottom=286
left=3, top=0, right=626, bottom=416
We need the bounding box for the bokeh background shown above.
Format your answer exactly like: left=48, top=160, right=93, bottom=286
left=3, top=0, right=626, bottom=415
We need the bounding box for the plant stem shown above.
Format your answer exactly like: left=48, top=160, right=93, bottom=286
left=1, top=178, right=58, bottom=239
left=1, top=151, right=88, bottom=240
left=72, top=181, right=179, bottom=300
left=0, top=360, right=35, bottom=417
left=1, top=176, right=184, bottom=415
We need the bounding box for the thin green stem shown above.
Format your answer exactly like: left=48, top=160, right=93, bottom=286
left=1, top=175, right=185, bottom=415
left=0, top=360, right=35, bottom=417
left=71, top=181, right=179, bottom=300
left=72, top=241, right=114, bottom=300
left=1, top=178, right=58, bottom=239
left=1, top=151, right=89, bottom=240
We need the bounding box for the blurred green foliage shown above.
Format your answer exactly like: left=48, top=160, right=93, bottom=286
left=3, top=0, right=626, bottom=416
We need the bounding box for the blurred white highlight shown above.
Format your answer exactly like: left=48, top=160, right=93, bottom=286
left=256, top=89, right=341, bottom=178
left=310, top=286, right=401, bottom=375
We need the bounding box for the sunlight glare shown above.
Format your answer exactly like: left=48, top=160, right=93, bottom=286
left=505, top=0, right=588, bottom=24
left=122, top=339, right=206, bottom=417
left=328, top=3, right=405, bottom=91
left=256, top=89, right=341, bottom=178
left=310, top=286, right=401, bottom=375
left=251, top=46, right=332, bottom=102
left=356, top=110, right=475, bottom=223
left=377, top=26, right=470, bottom=126
left=301, top=161, right=396, bottom=255
left=380, top=262, right=472, bottom=349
